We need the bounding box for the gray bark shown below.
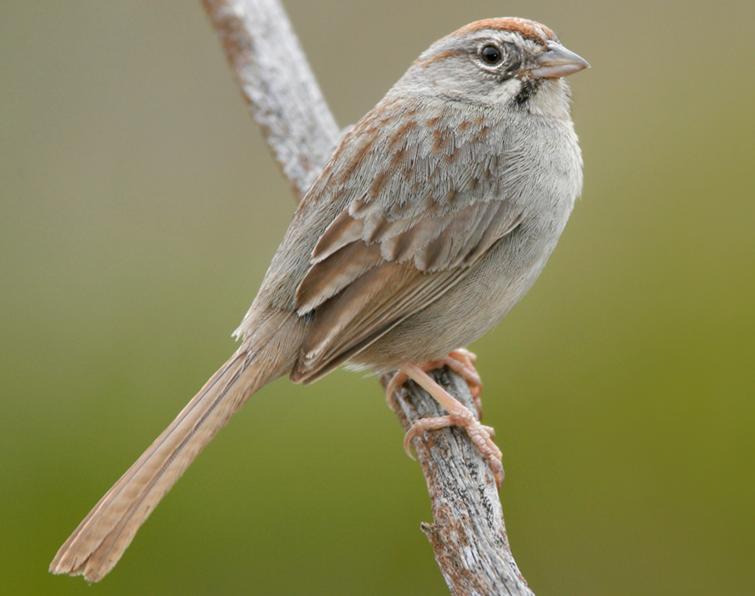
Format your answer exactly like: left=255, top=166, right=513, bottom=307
left=202, top=1, right=533, bottom=594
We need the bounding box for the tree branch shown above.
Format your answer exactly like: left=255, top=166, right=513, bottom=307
left=202, top=0, right=340, bottom=196
left=202, top=1, right=533, bottom=593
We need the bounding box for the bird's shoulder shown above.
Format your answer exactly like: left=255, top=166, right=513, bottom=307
left=302, top=95, right=507, bottom=220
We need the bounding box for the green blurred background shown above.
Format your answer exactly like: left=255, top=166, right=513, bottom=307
left=2, top=1, right=753, bottom=594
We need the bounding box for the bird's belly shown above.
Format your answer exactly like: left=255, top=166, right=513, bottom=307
left=351, top=119, right=581, bottom=372
left=353, top=209, right=569, bottom=372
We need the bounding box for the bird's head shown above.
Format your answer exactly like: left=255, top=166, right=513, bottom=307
left=399, top=17, right=589, bottom=116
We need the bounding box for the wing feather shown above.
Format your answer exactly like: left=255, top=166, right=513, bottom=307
left=280, top=96, right=522, bottom=380
left=292, top=265, right=468, bottom=382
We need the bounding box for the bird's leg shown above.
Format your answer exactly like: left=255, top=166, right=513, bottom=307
left=388, top=362, right=503, bottom=486
left=446, top=348, right=483, bottom=418
left=385, top=349, right=483, bottom=417
left=385, top=369, right=409, bottom=413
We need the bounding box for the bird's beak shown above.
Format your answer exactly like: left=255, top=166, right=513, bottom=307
left=529, top=41, right=590, bottom=79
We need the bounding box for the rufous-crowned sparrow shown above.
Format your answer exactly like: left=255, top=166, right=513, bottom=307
left=51, top=17, right=588, bottom=582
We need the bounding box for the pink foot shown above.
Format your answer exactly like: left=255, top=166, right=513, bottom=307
left=403, top=412, right=502, bottom=485
left=388, top=361, right=504, bottom=486
left=447, top=349, right=483, bottom=418
left=385, top=348, right=483, bottom=417
left=385, top=370, right=410, bottom=412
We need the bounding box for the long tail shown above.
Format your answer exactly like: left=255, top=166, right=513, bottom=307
left=50, top=313, right=299, bottom=582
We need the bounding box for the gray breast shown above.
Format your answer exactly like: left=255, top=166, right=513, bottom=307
left=354, top=116, right=582, bottom=370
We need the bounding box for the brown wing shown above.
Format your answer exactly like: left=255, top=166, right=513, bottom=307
left=291, top=196, right=522, bottom=382
left=278, top=96, right=522, bottom=381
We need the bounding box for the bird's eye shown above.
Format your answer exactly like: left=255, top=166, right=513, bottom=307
left=480, top=44, right=503, bottom=66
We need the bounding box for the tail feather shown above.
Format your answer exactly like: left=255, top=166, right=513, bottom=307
left=50, top=314, right=298, bottom=582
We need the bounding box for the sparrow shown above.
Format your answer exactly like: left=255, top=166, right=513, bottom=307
left=50, top=17, right=588, bottom=582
